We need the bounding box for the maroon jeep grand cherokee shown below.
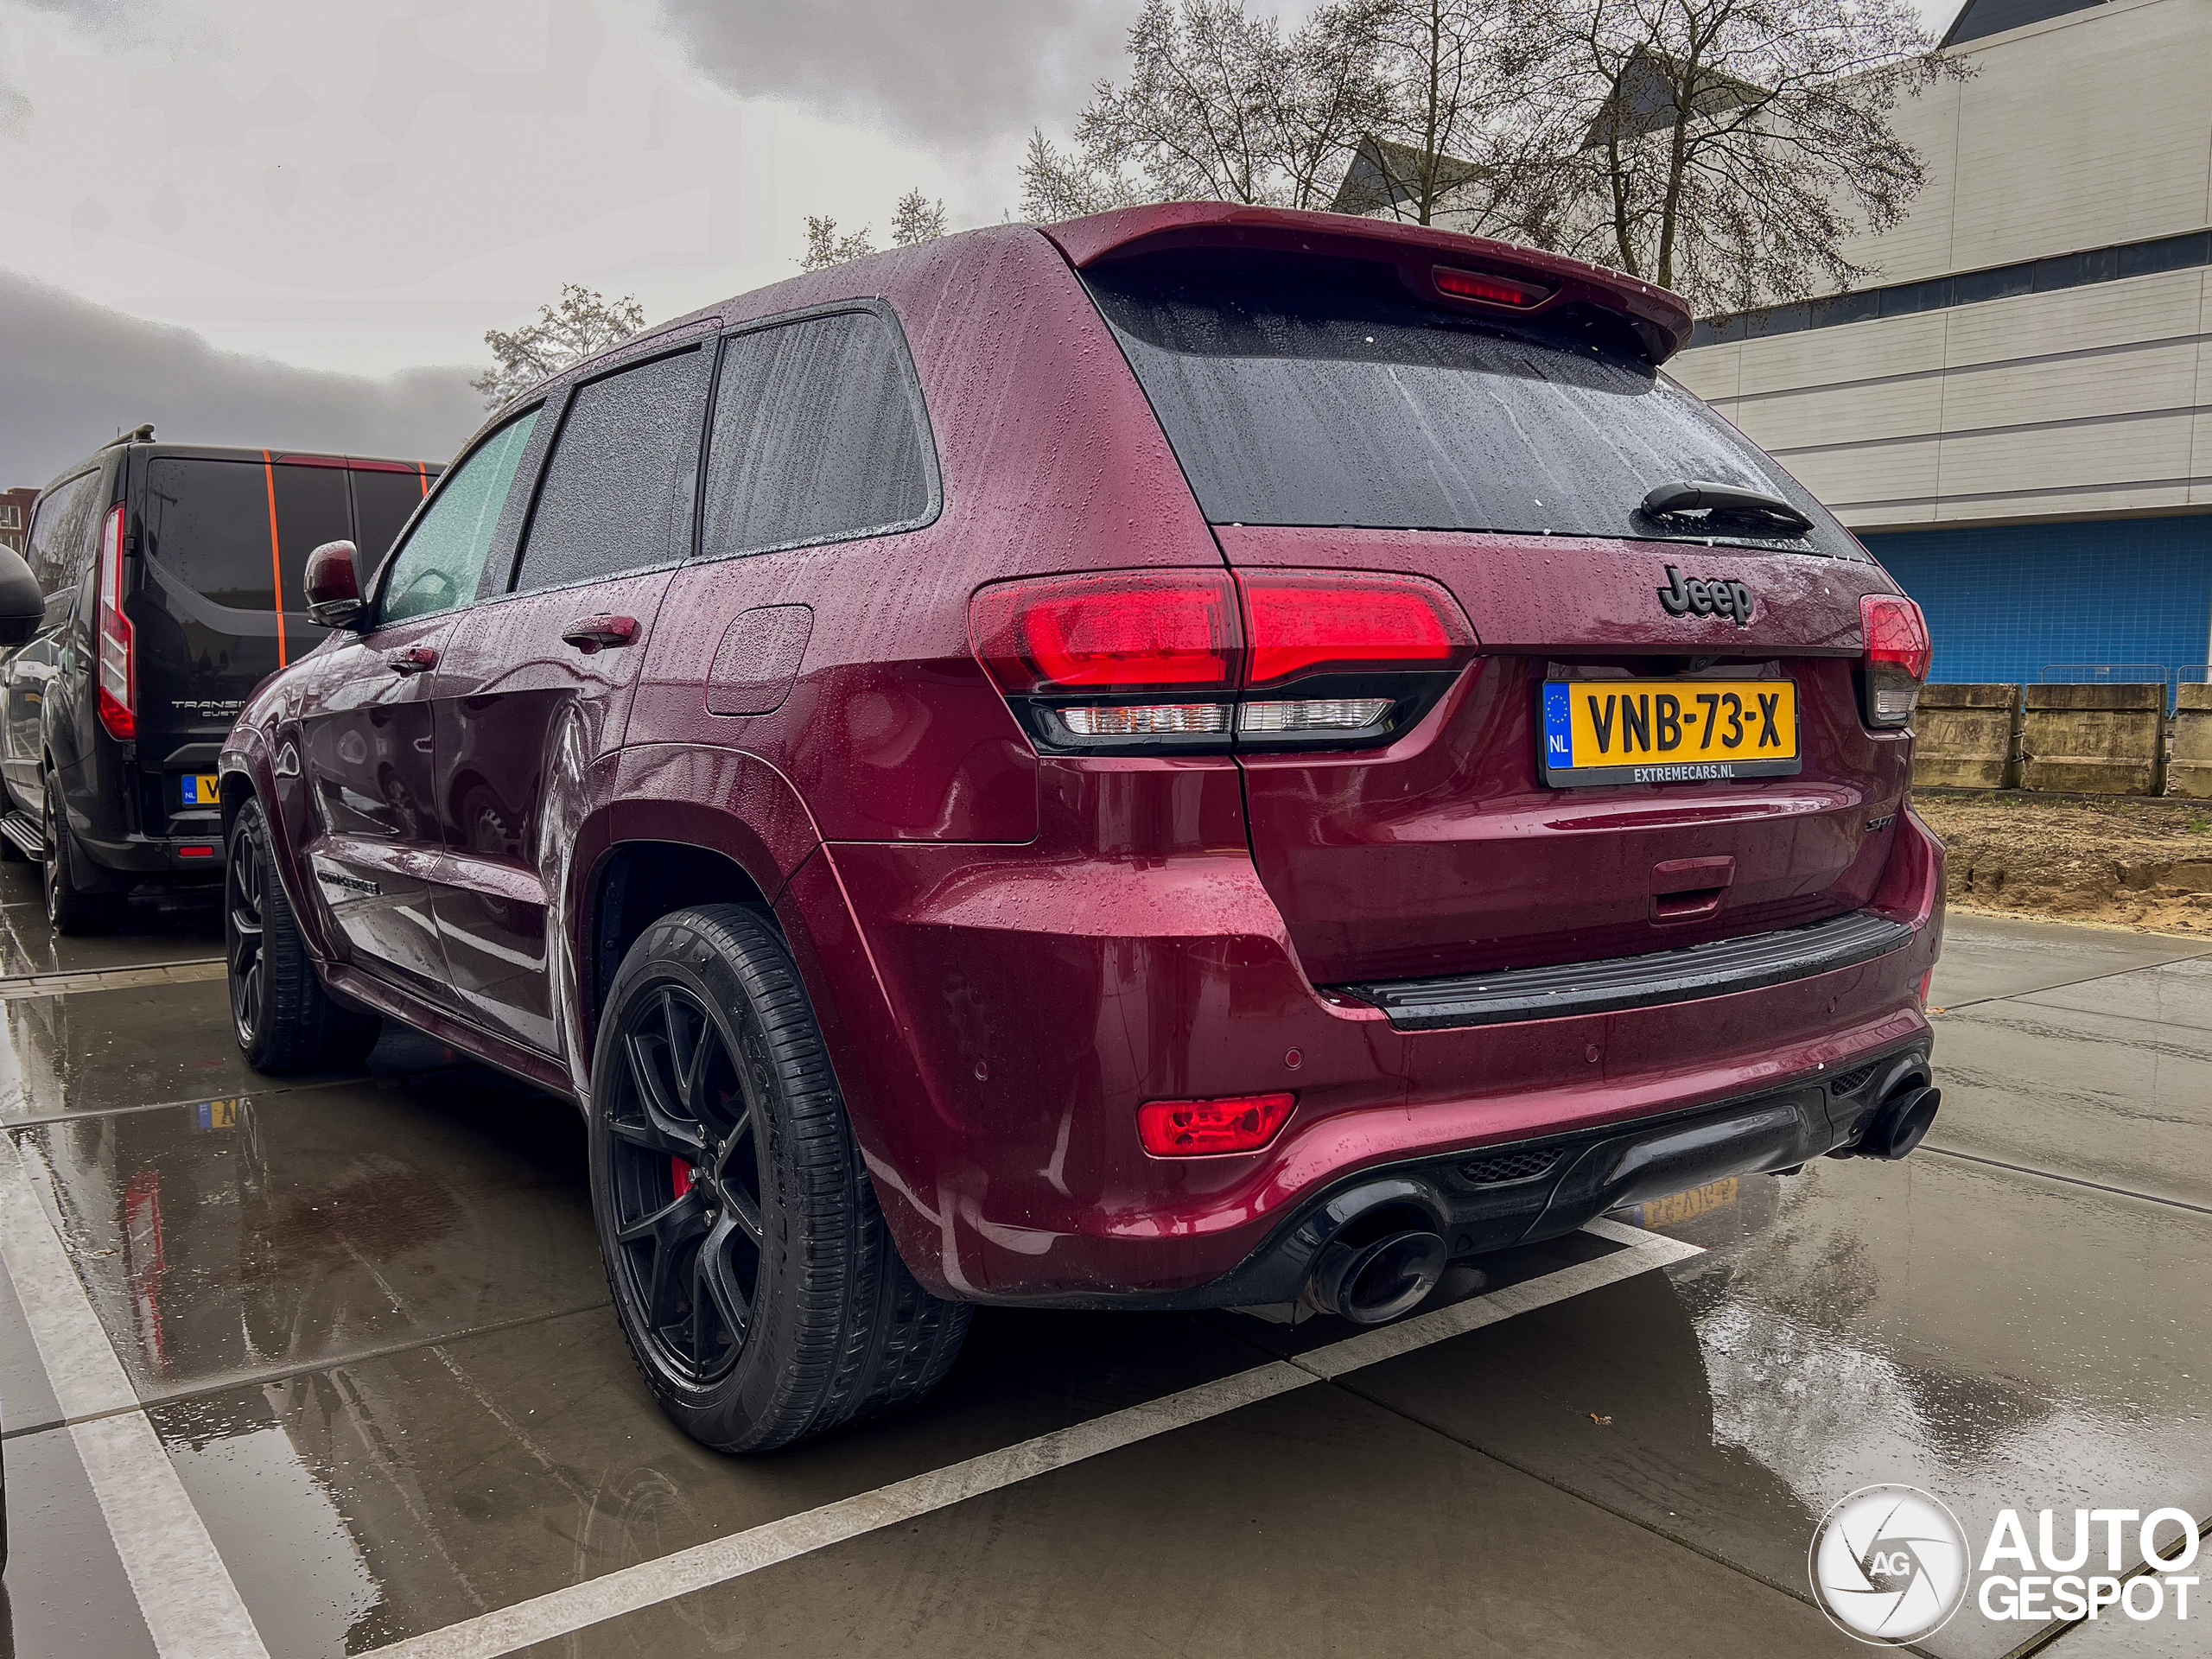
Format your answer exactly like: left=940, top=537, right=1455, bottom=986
left=219, top=204, right=1942, bottom=1452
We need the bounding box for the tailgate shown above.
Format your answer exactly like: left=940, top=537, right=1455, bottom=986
left=1221, top=526, right=1909, bottom=984
left=1073, top=232, right=1917, bottom=988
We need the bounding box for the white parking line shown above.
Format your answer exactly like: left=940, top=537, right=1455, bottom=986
left=0, top=959, right=227, bottom=1001
left=366, top=1223, right=1703, bottom=1659
left=5, top=1108, right=1701, bottom=1659
left=0, top=1131, right=273, bottom=1659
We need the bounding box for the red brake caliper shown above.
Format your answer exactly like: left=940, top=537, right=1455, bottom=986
left=671, top=1158, right=693, bottom=1198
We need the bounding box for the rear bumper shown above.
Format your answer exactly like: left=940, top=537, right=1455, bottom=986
left=976, top=1039, right=1929, bottom=1310
left=77, top=831, right=225, bottom=880
left=785, top=807, right=1944, bottom=1306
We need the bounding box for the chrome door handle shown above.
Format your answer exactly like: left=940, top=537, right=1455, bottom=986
left=561, top=614, right=639, bottom=653
left=386, top=645, right=438, bottom=675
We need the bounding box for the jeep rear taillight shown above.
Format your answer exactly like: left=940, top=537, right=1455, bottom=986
left=1236, top=570, right=1473, bottom=744
left=969, top=571, right=1241, bottom=749
left=95, top=503, right=136, bottom=740
left=969, top=569, right=1476, bottom=754
left=1860, top=593, right=1930, bottom=730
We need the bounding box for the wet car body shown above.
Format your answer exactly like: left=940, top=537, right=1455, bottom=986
left=218, top=204, right=1940, bottom=1351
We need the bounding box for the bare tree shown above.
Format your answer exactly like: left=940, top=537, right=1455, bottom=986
left=891, top=190, right=949, bottom=246
left=1491, top=0, right=1964, bottom=311
left=1367, top=0, right=1516, bottom=226
left=1019, top=0, right=1387, bottom=218
left=474, top=283, right=645, bottom=408
left=1019, top=130, right=1142, bottom=221
left=1278, top=3, right=1398, bottom=210
left=800, top=215, right=878, bottom=271
left=801, top=190, right=947, bottom=270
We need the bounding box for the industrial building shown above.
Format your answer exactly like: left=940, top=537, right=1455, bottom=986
left=1667, top=0, right=2212, bottom=690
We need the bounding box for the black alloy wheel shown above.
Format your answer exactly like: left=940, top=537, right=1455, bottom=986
left=590, top=905, right=969, bottom=1452
left=224, top=798, right=379, bottom=1073
left=226, top=818, right=270, bottom=1050
left=604, top=983, right=765, bottom=1386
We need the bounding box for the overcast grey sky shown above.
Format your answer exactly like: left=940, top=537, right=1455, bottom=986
left=0, top=0, right=1966, bottom=486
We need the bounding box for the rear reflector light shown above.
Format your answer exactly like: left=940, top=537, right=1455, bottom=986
left=1860, top=593, right=1930, bottom=729
left=1238, top=696, right=1392, bottom=734
left=95, top=503, right=135, bottom=740
left=1058, top=702, right=1232, bottom=737
left=970, top=569, right=1477, bottom=755
left=1137, top=1091, right=1295, bottom=1156
left=178, top=844, right=216, bottom=858
left=1433, top=265, right=1554, bottom=308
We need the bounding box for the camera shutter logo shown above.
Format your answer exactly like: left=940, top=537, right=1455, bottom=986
left=1809, top=1484, right=1970, bottom=1645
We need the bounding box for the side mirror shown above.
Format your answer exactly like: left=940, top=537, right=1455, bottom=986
left=303, top=540, right=365, bottom=629
left=0, top=543, right=41, bottom=648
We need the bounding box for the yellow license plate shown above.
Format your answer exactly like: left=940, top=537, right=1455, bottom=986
left=1541, top=679, right=1800, bottom=786
left=1637, top=1177, right=1739, bottom=1229
left=182, top=773, right=219, bottom=805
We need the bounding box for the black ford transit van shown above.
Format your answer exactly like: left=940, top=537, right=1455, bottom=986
left=3, top=428, right=441, bottom=931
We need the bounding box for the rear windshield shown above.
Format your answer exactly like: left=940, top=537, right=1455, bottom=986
left=1084, top=250, right=1859, bottom=558
left=143, top=457, right=352, bottom=612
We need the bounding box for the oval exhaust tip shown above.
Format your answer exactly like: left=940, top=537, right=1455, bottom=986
left=1868, top=1084, right=1941, bottom=1160
left=1307, top=1230, right=1448, bottom=1325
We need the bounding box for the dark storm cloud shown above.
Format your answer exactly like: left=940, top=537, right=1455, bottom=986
left=652, top=0, right=1132, bottom=148
left=0, top=269, right=483, bottom=488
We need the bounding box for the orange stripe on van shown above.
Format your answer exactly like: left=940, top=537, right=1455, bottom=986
left=262, top=450, right=288, bottom=668
left=418, top=461, right=429, bottom=497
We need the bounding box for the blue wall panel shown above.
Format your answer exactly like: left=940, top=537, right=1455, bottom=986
left=1859, top=514, right=2212, bottom=686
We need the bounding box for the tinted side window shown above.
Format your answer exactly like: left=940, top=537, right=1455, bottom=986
left=144, top=461, right=269, bottom=608
left=702, top=309, right=935, bottom=559
left=143, top=459, right=352, bottom=618
left=351, top=467, right=432, bottom=570
left=512, top=348, right=708, bottom=594
left=25, top=471, right=102, bottom=595
left=379, top=412, right=539, bottom=626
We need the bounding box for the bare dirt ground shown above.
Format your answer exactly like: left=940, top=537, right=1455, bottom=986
left=1916, top=791, right=2212, bottom=935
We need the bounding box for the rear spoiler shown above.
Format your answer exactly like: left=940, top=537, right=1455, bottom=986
left=1040, top=202, right=1694, bottom=365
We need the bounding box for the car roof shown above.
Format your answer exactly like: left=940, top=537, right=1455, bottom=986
left=44, top=442, right=441, bottom=490
left=477, top=201, right=1699, bottom=439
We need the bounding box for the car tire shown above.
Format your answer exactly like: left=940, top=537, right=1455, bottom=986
left=589, top=904, right=969, bottom=1452
left=43, top=776, right=121, bottom=935
left=226, top=797, right=380, bottom=1073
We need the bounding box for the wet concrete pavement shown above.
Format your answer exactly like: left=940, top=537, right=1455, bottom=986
left=3, top=875, right=2208, bottom=1658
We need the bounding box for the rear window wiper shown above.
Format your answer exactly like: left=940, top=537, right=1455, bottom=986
left=1639, top=479, right=1814, bottom=537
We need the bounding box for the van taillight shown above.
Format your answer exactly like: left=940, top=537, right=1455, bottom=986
left=95, top=503, right=136, bottom=740
left=969, top=569, right=1476, bottom=753
left=1860, top=593, right=1930, bottom=730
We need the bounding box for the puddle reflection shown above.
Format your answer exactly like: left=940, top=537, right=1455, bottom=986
left=20, top=1073, right=596, bottom=1398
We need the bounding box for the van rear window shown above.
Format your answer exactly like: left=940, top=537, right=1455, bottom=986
left=1083, top=250, right=1859, bottom=557
left=352, top=466, right=432, bottom=568
left=143, top=458, right=353, bottom=613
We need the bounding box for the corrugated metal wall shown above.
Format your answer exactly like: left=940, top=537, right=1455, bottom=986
left=1862, top=513, right=2212, bottom=686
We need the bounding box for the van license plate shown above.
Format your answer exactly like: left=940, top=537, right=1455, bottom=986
left=1541, top=680, right=1800, bottom=787
left=181, top=773, right=219, bottom=805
